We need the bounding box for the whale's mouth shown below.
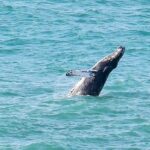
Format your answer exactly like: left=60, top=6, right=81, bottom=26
left=102, top=46, right=125, bottom=63
left=110, top=46, right=125, bottom=60
left=92, top=46, right=125, bottom=72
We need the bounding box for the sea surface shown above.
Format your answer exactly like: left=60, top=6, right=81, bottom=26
left=0, top=0, right=150, bottom=149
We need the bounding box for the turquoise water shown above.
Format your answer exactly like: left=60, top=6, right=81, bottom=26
left=0, top=0, right=150, bottom=149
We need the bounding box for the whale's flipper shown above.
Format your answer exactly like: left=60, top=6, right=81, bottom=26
left=66, top=70, right=97, bottom=77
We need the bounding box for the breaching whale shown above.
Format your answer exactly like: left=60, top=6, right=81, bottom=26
left=66, top=46, right=125, bottom=96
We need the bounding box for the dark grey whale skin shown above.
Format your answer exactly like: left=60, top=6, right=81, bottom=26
left=68, top=46, right=125, bottom=96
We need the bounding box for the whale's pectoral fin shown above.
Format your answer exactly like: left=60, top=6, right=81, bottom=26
left=66, top=69, right=97, bottom=77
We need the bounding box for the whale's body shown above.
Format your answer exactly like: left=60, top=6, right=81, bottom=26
left=67, top=46, right=125, bottom=96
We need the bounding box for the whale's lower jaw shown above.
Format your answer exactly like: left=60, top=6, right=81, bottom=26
left=68, top=46, right=125, bottom=96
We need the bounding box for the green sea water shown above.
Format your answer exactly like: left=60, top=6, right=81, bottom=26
left=0, top=0, right=150, bottom=149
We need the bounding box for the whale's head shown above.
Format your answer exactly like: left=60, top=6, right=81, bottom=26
left=92, top=46, right=125, bottom=74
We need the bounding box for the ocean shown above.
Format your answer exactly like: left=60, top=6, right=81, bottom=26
left=0, top=0, right=150, bottom=149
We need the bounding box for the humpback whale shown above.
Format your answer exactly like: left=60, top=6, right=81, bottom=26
left=66, top=46, right=125, bottom=96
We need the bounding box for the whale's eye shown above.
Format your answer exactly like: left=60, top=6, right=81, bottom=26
left=103, top=66, right=114, bottom=73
